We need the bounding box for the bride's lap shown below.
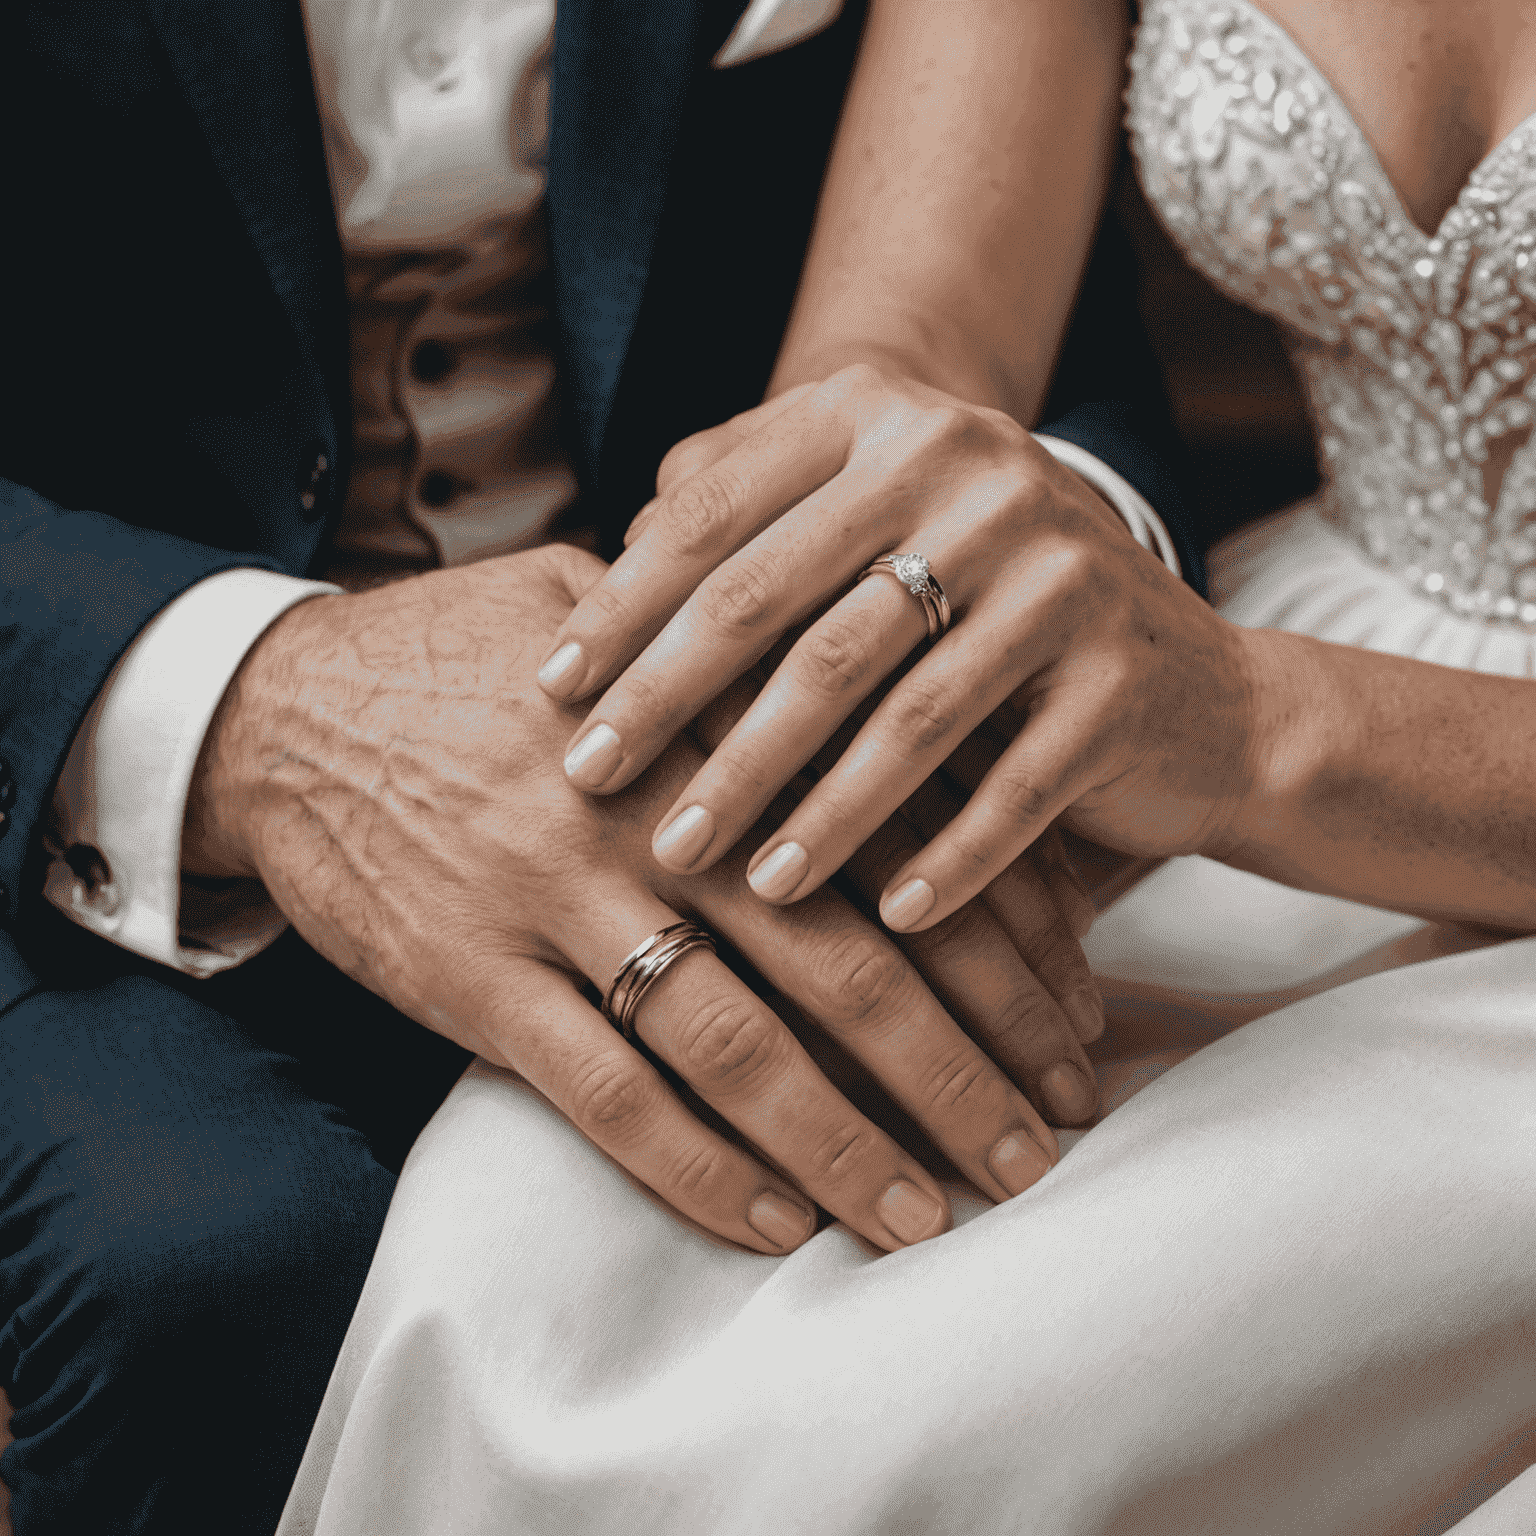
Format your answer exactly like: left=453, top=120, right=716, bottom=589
left=281, top=939, right=1536, bottom=1536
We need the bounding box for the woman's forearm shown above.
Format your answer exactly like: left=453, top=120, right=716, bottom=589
left=1222, top=631, right=1536, bottom=931
left=769, top=0, right=1128, bottom=423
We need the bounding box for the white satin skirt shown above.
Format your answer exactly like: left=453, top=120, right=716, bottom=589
left=279, top=505, right=1536, bottom=1536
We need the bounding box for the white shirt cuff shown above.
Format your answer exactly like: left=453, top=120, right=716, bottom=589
left=712, top=0, right=845, bottom=67
left=46, top=568, right=341, bottom=977
left=1033, top=434, right=1182, bottom=579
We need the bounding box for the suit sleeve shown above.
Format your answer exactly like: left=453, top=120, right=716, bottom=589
left=1035, top=398, right=1208, bottom=599
left=0, top=477, right=292, bottom=1002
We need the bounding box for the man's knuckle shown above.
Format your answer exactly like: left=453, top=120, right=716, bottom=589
left=568, top=1055, right=658, bottom=1142
left=805, top=1120, right=879, bottom=1184
left=675, top=992, right=783, bottom=1090
left=912, top=899, right=993, bottom=956
left=924, top=1048, right=998, bottom=1116
left=993, top=986, right=1067, bottom=1058
left=1027, top=922, right=1089, bottom=983
left=812, top=931, right=914, bottom=1028
left=663, top=1142, right=729, bottom=1203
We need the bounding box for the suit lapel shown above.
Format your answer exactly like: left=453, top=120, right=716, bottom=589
left=547, top=0, right=746, bottom=487
left=143, top=0, right=349, bottom=417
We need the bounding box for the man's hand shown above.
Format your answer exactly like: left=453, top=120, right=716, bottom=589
left=183, top=545, right=1069, bottom=1255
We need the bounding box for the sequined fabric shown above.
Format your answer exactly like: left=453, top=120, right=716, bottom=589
left=1129, top=0, right=1536, bottom=632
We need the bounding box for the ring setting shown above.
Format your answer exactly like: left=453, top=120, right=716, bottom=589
left=859, top=552, right=951, bottom=638
left=889, top=552, right=933, bottom=592
left=602, top=920, right=718, bottom=1041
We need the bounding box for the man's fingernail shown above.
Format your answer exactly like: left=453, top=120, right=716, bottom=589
left=876, top=1180, right=947, bottom=1246
left=747, top=842, right=808, bottom=901
left=880, top=877, right=935, bottom=931
left=988, top=1130, right=1054, bottom=1197
left=564, top=724, right=623, bottom=788
left=653, top=805, right=715, bottom=868
left=747, top=1190, right=814, bottom=1251
left=538, top=641, right=585, bottom=695
left=1042, top=1061, right=1097, bottom=1124
left=1066, top=987, right=1105, bottom=1044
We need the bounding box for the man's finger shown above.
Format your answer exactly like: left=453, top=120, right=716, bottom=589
left=681, top=840, right=1061, bottom=1203
left=842, top=793, right=1100, bottom=1125
left=551, top=886, right=958, bottom=1251
left=482, top=957, right=818, bottom=1255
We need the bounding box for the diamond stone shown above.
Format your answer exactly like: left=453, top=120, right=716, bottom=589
left=890, top=553, right=931, bottom=592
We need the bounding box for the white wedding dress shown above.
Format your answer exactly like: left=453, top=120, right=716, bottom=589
left=278, top=3, right=1536, bottom=1531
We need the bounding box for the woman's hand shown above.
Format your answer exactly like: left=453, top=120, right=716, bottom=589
left=186, top=542, right=1085, bottom=1259
left=536, top=365, right=1257, bottom=932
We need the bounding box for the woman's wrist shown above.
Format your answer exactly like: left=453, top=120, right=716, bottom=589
left=768, top=333, right=1010, bottom=416
left=1215, top=629, right=1356, bottom=878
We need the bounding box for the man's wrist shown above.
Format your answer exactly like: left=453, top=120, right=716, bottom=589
left=182, top=592, right=341, bottom=881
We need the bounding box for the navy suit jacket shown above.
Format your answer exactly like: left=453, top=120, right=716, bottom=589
left=1, top=0, right=1200, bottom=1008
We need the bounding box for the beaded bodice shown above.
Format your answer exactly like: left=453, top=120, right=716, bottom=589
left=1128, top=0, right=1536, bottom=627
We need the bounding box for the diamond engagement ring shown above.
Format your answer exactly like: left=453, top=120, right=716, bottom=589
left=602, top=920, right=718, bottom=1041
left=858, top=553, right=951, bottom=639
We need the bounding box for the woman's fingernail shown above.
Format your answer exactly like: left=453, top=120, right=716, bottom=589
left=653, top=805, right=715, bottom=868
left=538, top=641, right=585, bottom=695
left=747, top=842, right=808, bottom=901
left=1042, top=1061, right=1097, bottom=1124
left=747, top=1191, right=814, bottom=1251
left=988, top=1130, right=1054, bottom=1197
left=1066, top=987, right=1105, bottom=1044
left=880, top=877, right=935, bottom=931
left=564, top=724, right=623, bottom=788
left=877, top=1180, right=947, bottom=1246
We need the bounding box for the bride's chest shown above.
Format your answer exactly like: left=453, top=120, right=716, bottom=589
left=1249, top=0, right=1536, bottom=237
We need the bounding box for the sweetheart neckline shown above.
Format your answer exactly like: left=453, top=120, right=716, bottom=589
left=1186, top=0, right=1536, bottom=245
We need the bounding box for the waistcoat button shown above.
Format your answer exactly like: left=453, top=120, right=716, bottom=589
left=410, top=339, right=454, bottom=383
left=299, top=446, right=333, bottom=522
left=418, top=469, right=458, bottom=507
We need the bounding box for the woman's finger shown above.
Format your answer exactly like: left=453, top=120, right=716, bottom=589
left=558, top=451, right=923, bottom=795
left=838, top=802, right=1099, bottom=1125
left=487, top=958, right=819, bottom=1255
left=737, top=558, right=1105, bottom=913
left=900, top=776, right=1104, bottom=1044
left=878, top=692, right=1110, bottom=931
left=637, top=384, right=820, bottom=522
left=650, top=575, right=930, bottom=871
left=536, top=388, right=856, bottom=706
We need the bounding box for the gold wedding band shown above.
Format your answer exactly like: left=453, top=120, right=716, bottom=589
left=858, top=552, right=951, bottom=639
left=602, top=920, right=718, bottom=1041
